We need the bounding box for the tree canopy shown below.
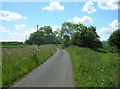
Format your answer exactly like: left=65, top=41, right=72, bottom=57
left=25, top=26, right=60, bottom=45
left=25, top=22, right=102, bottom=49
left=60, top=22, right=102, bottom=48
left=108, top=29, right=120, bottom=49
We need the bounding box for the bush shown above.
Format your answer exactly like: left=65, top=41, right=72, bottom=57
left=108, top=29, right=120, bottom=49
left=71, top=26, right=102, bottom=49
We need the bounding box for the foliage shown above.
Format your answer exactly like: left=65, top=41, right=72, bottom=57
left=95, top=41, right=120, bottom=53
left=71, top=25, right=102, bottom=48
left=25, top=22, right=102, bottom=49
left=2, top=45, right=56, bottom=87
left=62, top=35, right=70, bottom=48
left=60, top=22, right=74, bottom=48
left=1, top=42, right=23, bottom=46
left=108, top=29, right=120, bottom=49
left=61, top=22, right=74, bottom=36
left=60, top=22, right=102, bottom=48
left=66, top=46, right=119, bottom=87
left=25, top=26, right=60, bottom=45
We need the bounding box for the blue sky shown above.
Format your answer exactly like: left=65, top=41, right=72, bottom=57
left=0, top=0, right=119, bottom=42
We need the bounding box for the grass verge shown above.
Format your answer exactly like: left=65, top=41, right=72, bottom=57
left=66, top=46, right=119, bottom=87
left=2, top=45, right=56, bottom=88
left=0, top=45, right=24, bottom=48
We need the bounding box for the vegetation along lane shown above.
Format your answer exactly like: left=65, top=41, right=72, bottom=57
left=11, top=48, right=75, bottom=87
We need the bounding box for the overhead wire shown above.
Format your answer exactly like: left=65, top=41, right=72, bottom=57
left=65, top=0, right=76, bottom=22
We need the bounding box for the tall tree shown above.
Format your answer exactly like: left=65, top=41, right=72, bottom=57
left=71, top=25, right=102, bottom=48
left=25, top=26, right=60, bottom=45
left=108, top=29, right=120, bottom=49
left=61, top=22, right=74, bottom=47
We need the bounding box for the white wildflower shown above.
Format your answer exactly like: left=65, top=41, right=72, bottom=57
left=101, top=69, right=103, bottom=72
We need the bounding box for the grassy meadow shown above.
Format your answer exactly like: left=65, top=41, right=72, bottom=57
left=2, top=45, right=56, bottom=87
left=0, top=45, right=24, bottom=48
left=66, top=46, right=119, bottom=87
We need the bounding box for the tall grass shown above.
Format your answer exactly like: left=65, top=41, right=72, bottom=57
left=96, top=43, right=119, bottom=53
left=2, top=45, right=56, bottom=87
left=66, top=46, right=119, bottom=87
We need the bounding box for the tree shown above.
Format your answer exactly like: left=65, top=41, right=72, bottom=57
left=40, top=26, right=53, bottom=36
left=61, top=22, right=74, bottom=47
left=108, top=29, right=120, bottom=48
left=62, top=35, right=70, bottom=48
left=71, top=25, right=102, bottom=48
left=25, top=26, right=60, bottom=45
left=59, top=22, right=102, bottom=48
left=54, top=27, right=62, bottom=44
left=25, top=31, right=45, bottom=45
left=70, top=32, right=80, bottom=46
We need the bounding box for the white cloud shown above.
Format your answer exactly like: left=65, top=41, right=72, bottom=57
left=83, top=1, right=96, bottom=14
left=67, top=19, right=72, bottom=22
left=23, top=17, right=28, bottom=20
left=92, top=0, right=98, bottom=2
left=14, top=24, right=27, bottom=30
left=30, top=28, right=37, bottom=32
left=97, top=27, right=113, bottom=35
left=109, top=20, right=120, bottom=29
left=0, top=26, right=37, bottom=42
left=99, top=35, right=110, bottom=41
left=0, top=26, right=10, bottom=33
left=42, top=1, right=64, bottom=11
left=97, top=0, right=119, bottom=10
left=73, top=16, right=93, bottom=24
left=51, top=25, right=61, bottom=32
left=22, top=28, right=37, bottom=37
left=9, top=28, right=37, bottom=42
left=10, top=32, right=24, bottom=37
left=97, top=27, right=113, bottom=41
left=0, top=10, right=28, bottom=21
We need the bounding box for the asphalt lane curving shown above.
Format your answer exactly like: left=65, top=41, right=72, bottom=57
left=11, top=48, right=75, bottom=87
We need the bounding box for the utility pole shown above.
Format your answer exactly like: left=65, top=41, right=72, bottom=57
left=37, top=25, right=38, bottom=31
left=37, top=25, right=39, bottom=46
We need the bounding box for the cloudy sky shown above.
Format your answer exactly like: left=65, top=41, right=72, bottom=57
left=0, top=0, right=119, bottom=42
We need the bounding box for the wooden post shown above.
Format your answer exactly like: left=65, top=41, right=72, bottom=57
left=37, top=25, right=38, bottom=31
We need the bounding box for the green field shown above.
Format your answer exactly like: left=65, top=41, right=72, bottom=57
left=1, top=44, right=119, bottom=87
left=2, top=45, right=56, bottom=87
left=66, top=46, right=119, bottom=87
left=0, top=45, right=24, bottom=48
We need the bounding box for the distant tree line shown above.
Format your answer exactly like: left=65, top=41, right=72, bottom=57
left=2, top=22, right=119, bottom=49
left=1, top=42, right=23, bottom=46
left=1, top=25, right=119, bottom=49
left=25, top=22, right=102, bottom=49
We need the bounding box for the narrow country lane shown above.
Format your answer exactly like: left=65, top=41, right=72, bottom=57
left=11, top=48, right=75, bottom=87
